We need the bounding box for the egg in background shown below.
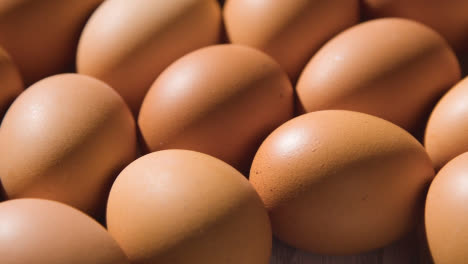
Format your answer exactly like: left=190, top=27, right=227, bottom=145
left=0, top=0, right=104, bottom=85
left=0, top=46, right=22, bottom=117
left=77, top=0, right=222, bottom=114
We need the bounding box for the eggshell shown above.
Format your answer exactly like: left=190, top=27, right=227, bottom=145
left=0, top=46, right=22, bottom=116
left=249, top=110, right=434, bottom=254
left=223, top=0, right=359, bottom=81
left=424, top=77, right=468, bottom=170
left=362, top=0, right=468, bottom=52
left=77, top=0, right=221, bottom=114
left=0, top=199, right=129, bottom=264
left=0, top=0, right=104, bottom=85
left=138, top=44, right=293, bottom=173
left=425, top=152, right=468, bottom=263
left=296, top=18, right=460, bottom=134
left=0, top=74, right=137, bottom=216
left=107, top=149, right=272, bottom=264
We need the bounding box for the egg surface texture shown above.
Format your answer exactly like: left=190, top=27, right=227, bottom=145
left=77, top=0, right=221, bottom=114
left=0, top=46, right=22, bottom=116
left=138, top=44, right=293, bottom=173
left=0, top=0, right=104, bottom=85
left=0, top=74, right=137, bottom=216
left=249, top=110, right=434, bottom=254
left=425, top=77, right=468, bottom=170
left=223, top=0, right=359, bottom=81
left=363, top=0, right=468, bottom=52
left=425, top=152, right=468, bottom=264
left=0, top=199, right=129, bottom=264
left=296, top=18, right=460, bottom=134
left=107, top=149, right=272, bottom=264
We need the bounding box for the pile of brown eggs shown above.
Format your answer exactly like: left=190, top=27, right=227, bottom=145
left=1, top=1, right=468, bottom=263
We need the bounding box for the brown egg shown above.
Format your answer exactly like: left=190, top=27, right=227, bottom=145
left=138, top=44, right=293, bottom=173
left=296, top=18, right=460, bottom=135
left=0, top=0, right=103, bottom=85
left=250, top=110, right=434, bottom=254
left=425, top=77, right=468, bottom=170
left=0, top=74, right=137, bottom=216
left=77, top=0, right=221, bottom=114
left=362, top=0, right=468, bottom=52
left=425, top=152, right=468, bottom=263
left=0, top=46, right=22, bottom=116
left=107, top=150, right=272, bottom=264
left=223, top=0, right=359, bottom=81
left=0, top=199, right=129, bottom=264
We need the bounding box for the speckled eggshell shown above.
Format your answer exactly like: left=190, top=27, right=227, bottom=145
left=425, top=152, right=468, bottom=264
left=223, top=0, right=359, bottom=81
left=0, top=46, right=22, bottom=116
left=77, top=0, right=221, bottom=114
left=0, top=199, right=129, bottom=264
left=0, top=0, right=104, bottom=85
left=138, top=44, right=293, bottom=173
left=362, top=0, right=468, bottom=52
left=106, top=149, right=272, bottom=264
left=249, top=110, right=434, bottom=254
left=0, top=74, right=137, bottom=216
left=296, top=18, right=460, bottom=134
left=425, top=77, right=468, bottom=170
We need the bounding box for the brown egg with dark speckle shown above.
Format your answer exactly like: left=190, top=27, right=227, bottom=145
left=250, top=110, right=434, bottom=254
left=107, top=149, right=272, bottom=264
left=138, top=44, right=294, bottom=173
left=0, top=198, right=129, bottom=264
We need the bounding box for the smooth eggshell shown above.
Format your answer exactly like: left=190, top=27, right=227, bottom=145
left=425, top=152, right=468, bottom=263
left=296, top=18, right=460, bottom=134
left=0, top=46, right=22, bottom=116
left=250, top=110, right=434, bottom=254
left=362, top=0, right=468, bottom=52
left=425, top=77, right=468, bottom=170
left=0, top=0, right=104, bottom=85
left=77, top=0, right=221, bottom=114
left=107, top=150, right=272, bottom=264
left=0, top=74, right=137, bottom=216
left=138, top=44, right=293, bottom=173
left=0, top=199, right=129, bottom=264
left=224, top=0, right=359, bottom=81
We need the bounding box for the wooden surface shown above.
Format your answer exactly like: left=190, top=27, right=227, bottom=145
left=270, top=225, right=433, bottom=264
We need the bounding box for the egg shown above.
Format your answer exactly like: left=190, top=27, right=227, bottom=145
left=77, top=0, right=221, bottom=114
left=0, top=199, right=129, bottom=264
left=296, top=18, right=460, bottom=135
left=138, top=44, right=293, bottom=173
left=0, top=0, right=104, bottom=85
left=0, top=74, right=137, bottom=216
left=223, top=0, right=359, bottom=81
left=362, top=0, right=468, bottom=52
left=0, top=46, right=23, bottom=116
left=425, top=152, right=468, bottom=263
left=107, top=150, right=272, bottom=264
left=249, top=110, right=434, bottom=254
left=425, top=77, right=468, bottom=170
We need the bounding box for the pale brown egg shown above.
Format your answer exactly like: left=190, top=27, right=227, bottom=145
left=425, top=152, right=468, bottom=263
left=107, top=150, right=272, bottom=264
left=0, top=46, right=22, bottom=117
left=138, top=44, right=293, bottom=173
left=77, top=0, right=221, bottom=114
left=0, top=0, right=104, bottom=85
left=223, top=0, right=359, bottom=81
left=0, top=74, right=137, bottom=217
left=362, top=0, right=468, bottom=52
left=296, top=18, right=460, bottom=135
left=0, top=198, right=129, bottom=264
left=425, top=77, right=468, bottom=170
left=250, top=110, right=434, bottom=254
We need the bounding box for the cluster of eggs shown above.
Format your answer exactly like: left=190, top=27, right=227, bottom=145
left=0, top=1, right=468, bottom=263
